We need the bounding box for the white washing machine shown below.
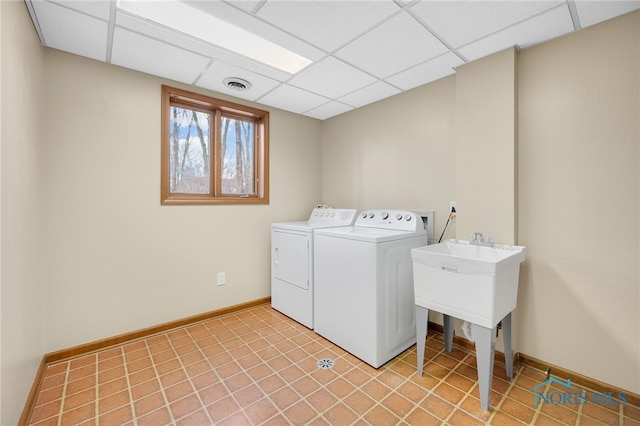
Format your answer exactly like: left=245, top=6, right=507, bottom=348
left=313, top=210, right=429, bottom=368
left=271, top=208, right=356, bottom=329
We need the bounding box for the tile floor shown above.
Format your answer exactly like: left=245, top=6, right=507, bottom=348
left=27, top=304, right=639, bottom=425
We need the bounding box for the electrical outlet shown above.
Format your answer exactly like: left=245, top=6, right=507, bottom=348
left=449, top=201, right=457, bottom=213
left=217, top=272, right=226, bottom=286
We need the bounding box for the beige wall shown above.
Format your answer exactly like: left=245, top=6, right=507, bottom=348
left=321, top=75, right=457, bottom=228
left=454, top=48, right=517, bottom=244
left=42, top=51, right=322, bottom=352
left=1, top=2, right=45, bottom=424
left=321, top=12, right=639, bottom=394
left=517, top=12, right=639, bottom=393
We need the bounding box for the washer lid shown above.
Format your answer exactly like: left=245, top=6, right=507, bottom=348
left=314, top=225, right=427, bottom=243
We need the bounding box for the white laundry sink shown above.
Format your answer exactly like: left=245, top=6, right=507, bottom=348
left=411, top=239, right=525, bottom=328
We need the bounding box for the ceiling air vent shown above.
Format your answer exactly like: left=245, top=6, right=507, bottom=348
left=223, top=77, right=252, bottom=91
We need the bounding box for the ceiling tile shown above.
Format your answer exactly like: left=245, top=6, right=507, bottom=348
left=195, top=61, right=282, bottom=101
left=305, top=101, right=354, bottom=120
left=575, top=1, right=640, bottom=28
left=115, top=11, right=292, bottom=82
left=409, top=0, right=564, bottom=48
left=288, top=57, right=377, bottom=99
left=458, top=5, right=574, bottom=62
left=111, top=28, right=211, bottom=84
left=338, top=81, right=400, bottom=108
left=221, top=0, right=262, bottom=13
left=386, top=52, right=464, bottom=91
left=52, top=0, right=112, bottom=20
left=335, top=11, right=449, bottom=78
left=184, top=0, right=325, bottom=62
left=31, top=1, right=107, bottom=61
left=254, top=0, right=401, bottom=52
left=257, top=84, right=330, bottom=115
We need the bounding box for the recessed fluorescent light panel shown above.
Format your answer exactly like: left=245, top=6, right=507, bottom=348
left=117, top=0, right=313, bottom=74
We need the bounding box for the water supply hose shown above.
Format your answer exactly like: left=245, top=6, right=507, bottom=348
left=438, top=206, right=456, bottom=243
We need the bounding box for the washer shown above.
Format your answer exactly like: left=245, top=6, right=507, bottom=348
left=271, top=208, right=356, bottom=329
left=313, top=210, right=428, bottom=368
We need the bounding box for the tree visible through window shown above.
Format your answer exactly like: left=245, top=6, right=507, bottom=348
left=221, top=116, right=255, bottom=196
left=161, top=85, right=269, bottom=205
left=170, top=107, right=211, bottom=194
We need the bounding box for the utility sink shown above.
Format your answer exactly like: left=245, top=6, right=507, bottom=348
left=412, top=238, right=525, bottom=411
left=411, top=239, right=525, bottom=329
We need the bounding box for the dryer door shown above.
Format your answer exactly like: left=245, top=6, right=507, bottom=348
left=272, top=230, right=310, bottom=290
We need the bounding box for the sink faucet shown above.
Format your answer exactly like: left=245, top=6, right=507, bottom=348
left=470, top=232, right=494, bottom=247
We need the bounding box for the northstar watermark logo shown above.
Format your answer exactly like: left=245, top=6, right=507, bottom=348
left=531, top=378, right=627, bottom=408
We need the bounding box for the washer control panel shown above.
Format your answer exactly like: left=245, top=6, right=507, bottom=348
left=308, top=208, right=357, bottom=225
left=355, top=210, right=423, bottom=231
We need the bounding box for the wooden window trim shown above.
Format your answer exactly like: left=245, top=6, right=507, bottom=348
left=161, top=85, right=269, bottom=205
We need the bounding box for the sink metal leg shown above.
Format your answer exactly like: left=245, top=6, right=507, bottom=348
left=502, top=312, right=513, bottom=379
left=415, top=306, right=429, bottom=376
left=443, top=314, right=454, bottom=352
left=472, top=323, right=496, bottom=411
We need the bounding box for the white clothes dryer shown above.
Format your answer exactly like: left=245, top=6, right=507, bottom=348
left=271, top=208, right=356, bottom=329
left=313, top=210, right=428, bottom=368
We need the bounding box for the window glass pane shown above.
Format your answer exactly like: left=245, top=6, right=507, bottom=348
left=169, top=106, right=211, bottom=194
left=221, top=116, right=255, bottom=195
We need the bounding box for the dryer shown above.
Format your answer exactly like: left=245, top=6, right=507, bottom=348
left=271, top=208, right=356, bottom=329
left=313, top=210, right=428, bottom=368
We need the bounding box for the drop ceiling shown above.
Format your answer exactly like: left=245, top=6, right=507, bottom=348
left=25, top=0, right=640, bottom=120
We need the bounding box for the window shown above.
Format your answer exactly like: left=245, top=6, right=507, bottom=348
left=161, top=85, right=269, bottom=205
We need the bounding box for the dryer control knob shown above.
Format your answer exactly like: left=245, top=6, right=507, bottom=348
left=405, top=214, right=412, bottom=221
left=361, top=213, right=368, bottom=219
left=381, top=212, right=389, bottom=220
left=368, top=212, right=375, bottom=218
left=396, top=213, right=403, bottom=220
